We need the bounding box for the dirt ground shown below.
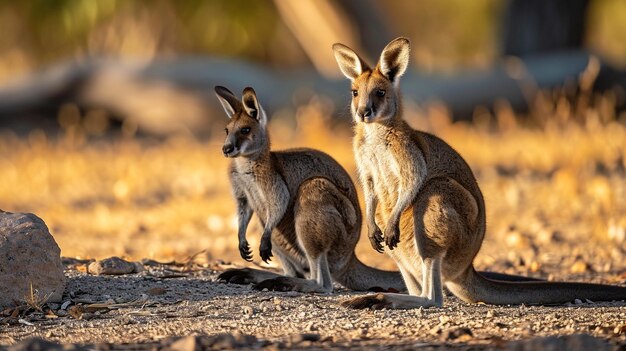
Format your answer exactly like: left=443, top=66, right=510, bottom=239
left=0, top=252, right=625, bottom=350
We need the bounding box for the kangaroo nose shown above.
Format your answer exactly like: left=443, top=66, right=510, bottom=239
left=359, top=108, right=373, bottom=121
left=222, top=144, right=234, bottom=155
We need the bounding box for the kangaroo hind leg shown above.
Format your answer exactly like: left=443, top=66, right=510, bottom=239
left=255, top=178, right=343, bottom=293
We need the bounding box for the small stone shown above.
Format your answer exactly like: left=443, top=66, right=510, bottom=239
left=259, top=301, right=273, bottom=312
left=132, top=262, right=145, bottom=273
left=60, top=300, right=72, bottom=310
left=241, top=305, right=254, bottom=316
left=55, top=310, right=67, bottom=317
left=487, top=310, right=495, bottom=318
left=88, top=257, right=136, bottom=275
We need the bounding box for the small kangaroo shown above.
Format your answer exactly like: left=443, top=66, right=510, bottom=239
left=332, top=37, right=626, bottom=308
left=214, top=85, right=406, bottom=293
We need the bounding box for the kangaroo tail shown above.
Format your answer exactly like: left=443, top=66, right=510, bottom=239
left=478, top=271, right=544, bottom=282
left=334, top=255, right=406, bottom=292
left=447, top=266, right=626, bottom=305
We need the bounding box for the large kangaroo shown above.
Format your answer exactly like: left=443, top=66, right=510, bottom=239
left=332, top=37, right=626, bottom=308
left=214, top=86, right=405, bottom=293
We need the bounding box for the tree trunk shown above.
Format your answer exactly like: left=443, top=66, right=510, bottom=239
left=502, top=0, right=590, bottom=56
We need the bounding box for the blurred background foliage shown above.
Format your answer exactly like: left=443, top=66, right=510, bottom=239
left=1, top=0, right=626, bottom=83
left=0, top=0, right=625, bottom=269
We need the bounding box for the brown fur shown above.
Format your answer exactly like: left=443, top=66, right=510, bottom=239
left=214, top=86, right=405, bottom=293
left=333, top=38, right=626, bottom=308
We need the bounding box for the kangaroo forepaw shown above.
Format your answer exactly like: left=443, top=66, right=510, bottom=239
left=239, top=240, right=253, bottom=261
left=217, top=268, right=254, bottom=285
left=368, top=227, right=384, bottom=253
left=254, top=277, right=296, bottom=292
left=259, top=237, right=273, bottom=263
left=384, top=224, right=401, bottom=250
left=341, top=294, right=390, bottom=310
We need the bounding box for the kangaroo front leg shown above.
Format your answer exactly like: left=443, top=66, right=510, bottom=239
left=384, top=148, right=426, bottom=250
left=384, top=186, right=418, bottom=249
left=364, top=176, right=384, bottom=253
left=236, top=197, right=254, bottom=261
left=258, top=207, right=286, bottom=263
left=259, top=181, right=289, bottom=263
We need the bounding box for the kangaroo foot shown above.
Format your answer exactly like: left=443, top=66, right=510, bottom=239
left=254, top=276, right=328, bottom=293
left=238, top=240, right=253, bottom=262
left=342, top=293, right=441, bottom=310
left=342, top=294, right=391, bottom=310
left=217, top=268, right=281, bottom=285
left=254, top=277, right=297, bottom=292
left=259, top=236, right=273, bottom=263
left=368, top=227, right=384, bottom=253
left=384, top=223, right=401, bottom=250
left=217, top=268, right=256, bottom=284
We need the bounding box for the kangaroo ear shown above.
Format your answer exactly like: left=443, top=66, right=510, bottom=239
left=214, top=86, right=242, bottom=118
left=242, top=87, right=267, bottom=127
left=332, top=43, right=370, bottom=81
left=378, top=37, right=410, bottom=84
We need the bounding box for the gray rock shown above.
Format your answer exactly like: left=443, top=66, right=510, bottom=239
left=0, top=211, right=65, bottom=307
left=87, top=256, right=138, bottom=275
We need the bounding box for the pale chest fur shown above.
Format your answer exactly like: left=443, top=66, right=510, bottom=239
left=231, top=160, right=282, bottom=224
left=355, top=125, right=427, bottom=219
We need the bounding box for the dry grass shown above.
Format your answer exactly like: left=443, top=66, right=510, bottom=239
left=0, top=84, right=625, bottom=275
left=22, top=283, right=53, bottom=312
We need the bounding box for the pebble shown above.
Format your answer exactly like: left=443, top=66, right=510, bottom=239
left=241, top=305, right=254, bottom=316
left=87, top=257, right=138, bottom=275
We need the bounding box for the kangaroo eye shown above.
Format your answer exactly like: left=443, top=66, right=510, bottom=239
left=351, top=90, right=358, bottom=97
left=240, top=127, right=251, bottom=135
left=224, top=128, right=229, bottom=135
left=376, top=89, right=386, bottom=97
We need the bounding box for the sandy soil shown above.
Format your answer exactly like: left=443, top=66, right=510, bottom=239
left=0, top=255, right=625, bottom=350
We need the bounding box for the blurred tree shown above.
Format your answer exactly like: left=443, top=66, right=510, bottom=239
left=273, top=0, right=361, bottom=78
left=502, top=0, right=590, bottom=56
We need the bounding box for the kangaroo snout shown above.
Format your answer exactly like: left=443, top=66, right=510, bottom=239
left=222, top=144, right=236, bottom=157
left=358, top=108, right=374, bottom=122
